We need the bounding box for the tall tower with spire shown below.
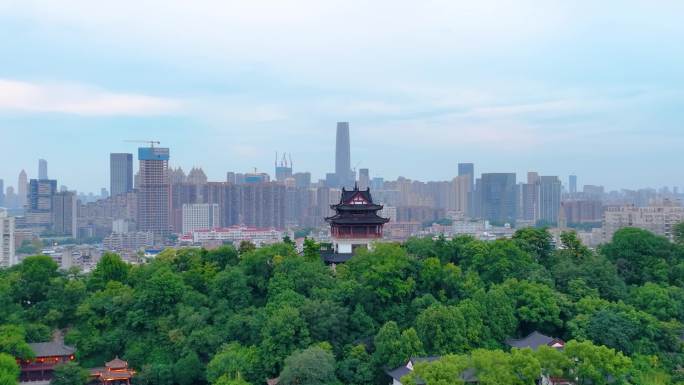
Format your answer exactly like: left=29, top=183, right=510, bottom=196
left=335, top=122, right=352, bottom=188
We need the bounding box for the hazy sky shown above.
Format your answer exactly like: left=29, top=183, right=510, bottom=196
left=1, top=1, right=683, bottom=192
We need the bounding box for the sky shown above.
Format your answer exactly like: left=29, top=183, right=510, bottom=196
left=0, top=0, right=683, bottom=193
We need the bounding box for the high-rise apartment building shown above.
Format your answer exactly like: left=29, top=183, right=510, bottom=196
left=52, top=191, right=78, bottom=238
left=458, top=163, right=474, bottom=216
left=244, top=172, right=270, bottom=184
left=0, top=209, right=16, bottom=267
left=137, top=147, right=170, bottom=236
left=187, top=167, right=208, bottom=185
left=335, top=122, right=353, bottom=188
left=28, top=179, right=57, bottom=211
left=182, top=203, right=220, bottom=234
left=583, top=185, right=605, bottom=199
left=562, top=199, right=603, bottom=225
left=479, top=173, right=517, bottom=224
left=358, top=168, right=370, bottom=190
left=17, top=170, right=27, bottom=208
left=538, top=176, right=562, bottom=225
left=110, top=153, right=134, bottom=197
left=569, top=175, right=578, bottom=195
left=170, top=182, right=203, bottom=233
left=521, top=184, right=537, bottom=221
left=169, top=167, right=187, bottom=184
left=293, top=172, right=311, bottom=189
left=241, top=182, right=286, bottom=229
left=25, top=178, right=57, bottom=231
left=458, top=163, right=474, bottom=190
left=4, top=187, right=16, bottom=210
left=275, top=153, right=293, bottom=182
left=603, top=203, right=684, bottom=242
left=38, top=159, right=48, bottom=180
left=452, top=175, right=471, bottom=215
left=226, top=172, right=247, bottom=185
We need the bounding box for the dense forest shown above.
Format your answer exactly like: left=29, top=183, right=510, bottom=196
left=1, top=225, right=684, bottom=385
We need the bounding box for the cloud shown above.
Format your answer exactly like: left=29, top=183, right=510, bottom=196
left=0, top=79, right=182, bottom=116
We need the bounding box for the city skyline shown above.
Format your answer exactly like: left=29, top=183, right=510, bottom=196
left=1, top=1, right=683, bottom=191
left=0, top=126, right=682, bottom=195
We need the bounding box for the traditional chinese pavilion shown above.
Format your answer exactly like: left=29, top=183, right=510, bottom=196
left=18, top=341, right=76, bottom=382
left=89, top=356, right=136, bottom=385
left=324, top=184, right=389, bottom=259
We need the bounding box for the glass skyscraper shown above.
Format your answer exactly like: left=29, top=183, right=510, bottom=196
left=110, top=153, right=134, bottom=197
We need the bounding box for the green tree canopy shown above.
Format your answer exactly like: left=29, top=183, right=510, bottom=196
left=279, top=346, right=339, bottom=385
left=600, top=227, right=677, bottom=285
left=50, top=362, right=89, bottom=385
left=563, top=340, right=631, bottom=385
left=206, top=343, right=260, bottom=384
left=0, top=353, right=20, bottom=385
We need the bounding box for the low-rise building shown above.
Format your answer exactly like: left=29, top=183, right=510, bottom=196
left=191, top=225, right=283, bottom=246
left=103, top=231, right=154, bottom=252
left=18, top=341, right=76, bottom=382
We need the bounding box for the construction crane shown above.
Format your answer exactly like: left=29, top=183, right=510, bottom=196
left=124, top=140, right=161, bottom=148
left=352, top=161, right=361, bottom=174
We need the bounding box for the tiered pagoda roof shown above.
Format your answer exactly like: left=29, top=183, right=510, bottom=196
left=325, top=185, right=390, bottom=225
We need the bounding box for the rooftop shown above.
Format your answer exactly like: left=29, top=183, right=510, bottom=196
left=28, top=342, right=75, bottom=358
left=505, top=331, right=564, bottom=350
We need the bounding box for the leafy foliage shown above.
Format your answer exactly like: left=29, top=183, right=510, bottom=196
left=0, top=226, right=682, bottom=385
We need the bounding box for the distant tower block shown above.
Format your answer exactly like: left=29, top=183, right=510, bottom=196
left=275, top=152, right=293, bottom=182
left=335, top=122, right=353, bottom=188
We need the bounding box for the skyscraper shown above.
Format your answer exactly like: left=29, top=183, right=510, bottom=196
left=110, top=153, right=134, bottom=197
left=275, top=153, right=293, bottom=182
left=26, top=178, right=57, bottom=231
left=52, top=191, right=78, bottom=238
left=335, top=122, right=352, bottom=188
left=0, top=179, right=4, bottom=207
left=479, top=173, right=517, bottom=224
left=539, top=176, right=562, bottom=225
left=358, top=168, right=370, bottom=190
left=569, top=175, right=578, bottom=195
left=38, top=159, right=48, bottom=180
left=458, top=163, right=475, bottom=215
left=242, top=182, right=286, bottom=229
left=452, top=175, right=470, bottom=214
left=458, top=163, right=474, bottom=190
left=293, top=172, right=311, bottom=189
left=28, top=179, right=57, bottom=211
left=17, top=170, right=27, bottom=208
left=137, top=146, right=170, bottom=237
left=521, top=172, right=540, bottom=221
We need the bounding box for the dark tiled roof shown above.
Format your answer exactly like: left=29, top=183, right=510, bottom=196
left=28, top=342, right=75, bottom=357
left=386, top=365, right=412, bottom=381
left=386, top=357, right=442, bottom=380
left=506, top=331, right=562, bottom=350
left=105, top=356, right=128, bottom=369
left=325, top=214, right=390, bottom=224
left=340, top=186, right=374, bottom=204
left=411, top=356, right=441, bottom=364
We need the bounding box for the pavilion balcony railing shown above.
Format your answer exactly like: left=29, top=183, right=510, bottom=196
left=331, top=233, right=383, bottom=239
